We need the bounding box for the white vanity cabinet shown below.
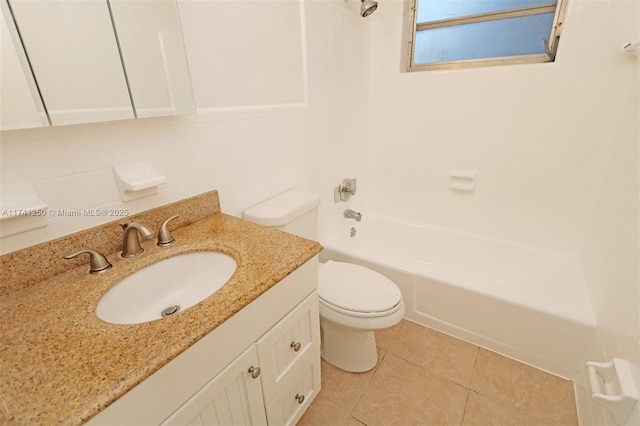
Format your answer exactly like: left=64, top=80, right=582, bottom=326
left=89, top=258, right=320, bottom=426
left=163, top=293, right=321, bottom=426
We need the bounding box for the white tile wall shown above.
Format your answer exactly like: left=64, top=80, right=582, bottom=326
left=576, top=38, right=640, bottom=423
left=178, top=0, right=306, bottom=108
left=366, top=0, right=637, bottom=252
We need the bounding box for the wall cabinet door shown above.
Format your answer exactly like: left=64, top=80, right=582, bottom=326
left=162, top=345, right=267, bottom=426
left=8, top=0, right=135, bottom=126
left=0, top=2, right=48, bottom=130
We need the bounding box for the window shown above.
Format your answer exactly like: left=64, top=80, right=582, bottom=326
left=407, top=0, right=567, bottom=71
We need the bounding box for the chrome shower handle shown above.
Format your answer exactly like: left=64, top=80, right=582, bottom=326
left=334, top=178, right=357, bottom=203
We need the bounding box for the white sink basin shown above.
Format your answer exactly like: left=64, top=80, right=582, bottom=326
left=96, top=251, right=237, bottom=325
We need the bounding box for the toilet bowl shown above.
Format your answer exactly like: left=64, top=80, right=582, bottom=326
left=318, top=260, right=405, bottom=372
left=243, top=188, right=405, bottom=372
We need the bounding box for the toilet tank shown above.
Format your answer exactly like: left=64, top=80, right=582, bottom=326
left=243, top=189, right=320, bottom=240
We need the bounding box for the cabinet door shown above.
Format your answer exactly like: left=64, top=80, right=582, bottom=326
left=162, top=345, right=267, bottom=426
left=256, top=292, right=320, bottom=403
left=8, top=0, right=135, bottom=126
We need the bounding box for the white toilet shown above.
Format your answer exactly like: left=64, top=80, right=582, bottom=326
left=244, top=188, right=405, bottom=373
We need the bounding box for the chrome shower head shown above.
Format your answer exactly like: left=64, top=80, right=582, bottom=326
left=360, top=0, right=378, bottom=17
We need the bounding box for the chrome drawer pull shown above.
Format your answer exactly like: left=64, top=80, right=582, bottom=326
left=290, top=341, right=301, bottom=352
left=295, top=394, right=305, bottom=404
left=248, top=366, right=261, bottom=379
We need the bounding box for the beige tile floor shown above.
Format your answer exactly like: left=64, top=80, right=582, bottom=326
left=298, top=319, right=578, bottom=426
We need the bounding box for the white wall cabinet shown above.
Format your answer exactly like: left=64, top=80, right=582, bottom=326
left=1, top=0, right=194, bottom=129
left=89, top=258, right=320, bottom=426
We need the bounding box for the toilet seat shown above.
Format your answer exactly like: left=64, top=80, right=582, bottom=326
left=318, top=260, right=402, bottom=317
left=318, top=298, right=403, bottom=318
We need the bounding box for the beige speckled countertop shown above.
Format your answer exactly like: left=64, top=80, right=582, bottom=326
left=0, top=191, right=322, bottom=425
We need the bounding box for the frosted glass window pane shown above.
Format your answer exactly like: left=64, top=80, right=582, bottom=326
left=414, top=13, right=554, bottom=64
left=417, top=0, right=556, bottom=23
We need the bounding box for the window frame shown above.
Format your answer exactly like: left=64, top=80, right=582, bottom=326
left=406, top=0, right=568, bottom=72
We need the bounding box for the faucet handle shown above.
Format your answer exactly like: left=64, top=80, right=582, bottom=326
left=63, top=249, right=112, bottom=274
left=157, top=214, right=180, bottom=246
left=334, top=178, right=357, bottom=203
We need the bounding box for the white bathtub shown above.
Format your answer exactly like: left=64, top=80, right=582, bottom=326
left=319, top=217, right=596, bottom=379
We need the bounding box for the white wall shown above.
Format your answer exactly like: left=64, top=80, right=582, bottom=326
left=574, top=5, right=640, bottom=422
left=365, top=0, right=639, bottom=424
left=366, top=0, right=637, bottom=252
left=575, top=62, right=639, bottom=423
left=0, top=0, right=370, bottom=254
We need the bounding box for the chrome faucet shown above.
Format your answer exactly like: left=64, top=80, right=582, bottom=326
left=120, top=221, right=154, bottom=258
left=343, top=209, right=362, bottom=221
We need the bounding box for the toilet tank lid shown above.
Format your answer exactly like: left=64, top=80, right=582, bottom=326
left=243, top=188, right=320, bottom=227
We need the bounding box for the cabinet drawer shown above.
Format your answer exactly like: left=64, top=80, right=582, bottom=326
left=256, top=291, right=320, bottom=403
left=265, top=347, right=321, bottom=426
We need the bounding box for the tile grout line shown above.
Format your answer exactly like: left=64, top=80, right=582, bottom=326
left=459, top=388, right=472, bottom=426
left=347, top=348, right=388, bottom=425
left=469, top=345, right=481, bottom=391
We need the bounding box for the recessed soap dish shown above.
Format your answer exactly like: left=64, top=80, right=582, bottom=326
left=0, top=197, right=48, bottom=220
left=113, top=162, right=166, bottom=202
left=449, top=169, right=476, bottom=191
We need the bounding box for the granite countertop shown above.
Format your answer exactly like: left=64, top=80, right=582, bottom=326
left=0, top=192, right=322, bottom=425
